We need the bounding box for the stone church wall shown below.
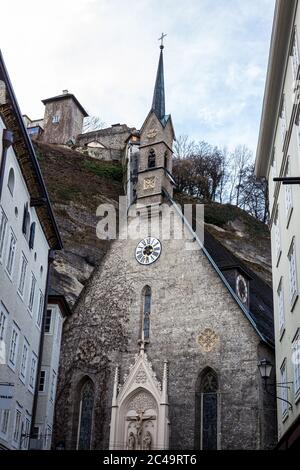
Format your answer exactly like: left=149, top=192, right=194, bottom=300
left=54, top=212, right=276, bottom=450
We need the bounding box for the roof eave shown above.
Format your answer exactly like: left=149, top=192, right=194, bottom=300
left=255, top=0, right=297, bottom=178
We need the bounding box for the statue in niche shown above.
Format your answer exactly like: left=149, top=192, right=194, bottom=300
left=143, top=431, right=152, bottom=450
left=127, top=431, right=136, bottom=450
left=126, top=410, right=156, bottom=448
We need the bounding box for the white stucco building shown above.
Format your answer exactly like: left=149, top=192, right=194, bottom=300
left=256, top=0, right=300, bottom=449
left=0, top=51, right=62, bottom=450
left=32, top=291, right=70, bottom=449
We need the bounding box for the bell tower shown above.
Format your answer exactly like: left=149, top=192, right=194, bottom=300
left=136, top=37, right=176, bottom=207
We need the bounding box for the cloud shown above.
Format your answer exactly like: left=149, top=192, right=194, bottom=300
left=0, top=0, right=275, bottom=152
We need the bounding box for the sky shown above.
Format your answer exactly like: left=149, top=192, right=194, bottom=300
left=0, top=0, right=275, bottom=154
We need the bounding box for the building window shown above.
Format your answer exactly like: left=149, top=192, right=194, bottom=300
left=28, top=273, right=36, bottom=313
left=280, top=360, right=288, bottom=418
left=50, top=370, right=57, bottom=403
left=36, top=291, right=44, bottom=328
left=22, top=203, right=30, bottom=239
left=6, top=229, right=16, bottom=276
left=77, top=379, right=95, bottom=450
left=280, top=95, right=287, bottom=147
left=292, top=31, right=299, bottom=81
left=29, top=353, right=38, bottom=391
left=52, top=115, right=60, bottom=124
left=195, top=367, right=218, bottom=450
left=19, top=341, right=29, bottom=382
left=45, top=424, right=52, bottom=449
left=0, top=208, right=8, bottom=261
left=7, top=168, right=15, bottom=196
left=0, top=304, right=7, bottom=342
left=292, top=330, right=300, bottom=398
left=0, top=410, right=10, bottom=438
left=277, top=279, right=285, bottom=335
left=143, top=286, right=151, bottom=340
left=164, top=151, right=168, bottom=170
left=18, top=253, right=28, bottom=297
left=288, top=238, right=298, bottom=306
left=44, top=309, right=52, bottom=333
left=274, top=207, right=281, bottom=264
left=13, top=408, right=22, bottom=444
left=29, top=222, right=36, bottom=250
left=8, top=326, right=19, bottom=368
left=38, top=370, right=46, bottom=392
left=22, top=417, right=31, bottom=449
left=148, top=149, right=156, bottom=168
left=284, top=157, right=293, bottom=222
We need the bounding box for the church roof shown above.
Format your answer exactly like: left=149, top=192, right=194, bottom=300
left=168, top=195, right=274, bottom=347
left=152, top=47, right=165, bottom=121
left=204, top=229, right=274, bottom=346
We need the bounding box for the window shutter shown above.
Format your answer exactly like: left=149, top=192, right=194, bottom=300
left=29, top=222, right=36, bottom=250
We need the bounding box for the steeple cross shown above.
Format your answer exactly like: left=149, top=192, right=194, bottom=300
left=158, top=32, right=167, bottom=49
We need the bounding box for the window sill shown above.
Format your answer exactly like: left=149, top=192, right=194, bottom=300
left=279, top=327, right=286, bottom=341
left=7, top=361, right=16, bottom=373
left=276, top=250, right=282, bottom=268
left=4, top=269, right=13, bottom=283
left=286, top=206, right=293, bottom=229
left=295, top=390, right=300, bottom=405
left=291, top=293, right=299, bottom=312
left=282, top=411, right=289, bottom=423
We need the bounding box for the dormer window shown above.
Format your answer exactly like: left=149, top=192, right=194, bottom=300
left=52, top=115, right=60, bottom=124
left=148, top=149, right=156, bottom=169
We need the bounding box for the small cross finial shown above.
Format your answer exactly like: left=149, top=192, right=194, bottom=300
left=158, top=32, right=167, bottom=49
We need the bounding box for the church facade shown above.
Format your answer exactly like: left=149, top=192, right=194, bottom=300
left=53, top=44, right=276, bottom=450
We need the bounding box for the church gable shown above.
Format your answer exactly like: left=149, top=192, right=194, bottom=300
left=140, top=110, right=174, bottom=150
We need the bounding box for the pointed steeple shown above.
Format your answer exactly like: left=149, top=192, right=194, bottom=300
left=151, top=39, right=166, bottom=120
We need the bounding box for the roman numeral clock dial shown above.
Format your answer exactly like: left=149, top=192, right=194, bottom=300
left=135, top=237, right=162, bottom=265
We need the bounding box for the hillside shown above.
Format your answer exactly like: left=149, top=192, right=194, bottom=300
left=35, top=142, right=272, bottom=306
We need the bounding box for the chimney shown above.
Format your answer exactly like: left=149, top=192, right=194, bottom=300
left=62, top=89, right=69, bottom=94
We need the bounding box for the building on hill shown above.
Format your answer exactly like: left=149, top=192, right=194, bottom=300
left=255, top=0, right=300, bottom=450
left=53, top=43, right=276, bottom=450
left=0, top=51, right=62, bottom=450
left=41, top=90, right=88, bottom=145
left=76, top=123, right=137, bottom=161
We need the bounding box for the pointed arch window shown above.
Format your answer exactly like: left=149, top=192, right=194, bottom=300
left=143, top=286, right=151, bottom=339
left=195, top=367, right=218, bottom=450
left=77, top=379, right=95, bottom=450
left=148, top=149, right=156, bottom=169
left=164, top=151, right=168, bottom=170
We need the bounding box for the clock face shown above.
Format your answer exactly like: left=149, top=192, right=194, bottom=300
left=236, top=274, right=248, bottom=304
left=135, top=237, right=161, bottom=265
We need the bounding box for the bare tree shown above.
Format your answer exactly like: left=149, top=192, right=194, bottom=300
left=228, top=145, right=253, bottom=205
left=173, top=134, right=196, bottom=159
left=83, top=116, right=106, bottom=133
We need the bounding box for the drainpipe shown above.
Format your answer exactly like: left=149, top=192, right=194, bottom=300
left=29, top=249, right=56, bottom=447
left=0, top=129, right=13, bottom=200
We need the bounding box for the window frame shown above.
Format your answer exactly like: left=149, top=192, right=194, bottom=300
left=12, top=406, right=22, bottom=446
left=0, top=207, right=8, bottom=262
left=28, top=352, right=38, bottom=393
left=277, top=278, right=285, bottom=338
left=19, top=339, right=29, bottom=384
left=18, top=252, right=28, bottom=298
left=38, top=369, right=47, bottom=393
left=280, top=359, right=289, bottom=420
left=292, top=329, right=300, bottom=401
left=28, top=272, right=37, bottom=314
left=8, top=323, right=20, bottom=370
left=5, top=228, right=17, bottom=278
left=288, top=237, right=298, bottom=309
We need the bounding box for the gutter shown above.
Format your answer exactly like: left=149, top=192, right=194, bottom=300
left=167, top=193, right=274, bottom=348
